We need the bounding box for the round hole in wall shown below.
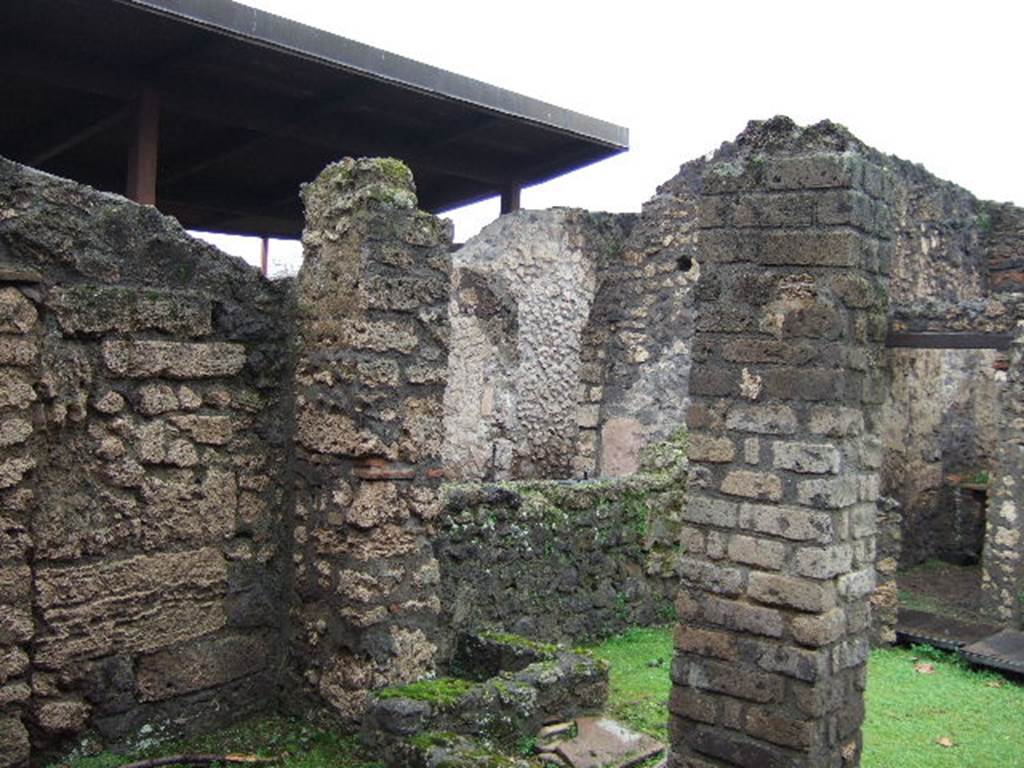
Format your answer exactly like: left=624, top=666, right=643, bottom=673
left=677, top=254, right=693, bottom=271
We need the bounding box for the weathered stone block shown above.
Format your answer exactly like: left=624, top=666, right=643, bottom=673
left=668, top=687, right=718, bottom=723
left=772, top=442, right=840, bottom=474
left=831, top=637, right=870, bottom=672
left=748, top=572, right=835, bottom=613
left=0, top=337, right=35, bottom=367
left=734, top=192, right=815, bottom=228
left=679, top=558, right=745, bottom=597
left=721, top=471, right=782, bottom=501
left=102, top=341, right=246, bottom=379
left=725, top=405, right=797, bottom=435
left=760, top=368, right=839, bottom=401
left=797, top=476, right=859, bottom=509
left=703, top=596, right=784, bottom=638
left=34, top=548, right=228, bottom=667
left=698, top=230, right=759, bottom=263
left=685, top=659, right=784, bottom=704
left=738, top=503, right=835, bottom=543
left=794, top=545, right=853, bottom=579
left=0, top=714, right=30, bottom=767
left=690, top=367, right=738, bottom=397
left=0, top=289, right=36, bottom=335
left=33, top=698, right=91, bottom=734
left=296, top=408, right=392, bottom=457
left=808, top=405, right=863, bottom=436
left=0, top=565, right=31, bottom=605
left=0, top=368, right=36, bottom=410
left=0, top=646, right=28, bottom=685
left=0, top=605, right=33, bottom=644
left=757, top=231, right=859, bottom=268
left=690, top=725, right=790, bottom=768
left=763, top=154, right=860, bottom=191
left=744, top=706, right=815, bottom=749
left=837, top=568, right=876, bottom=600
left=136, top=634, right=268, bottom=702
left=0, top=457, right=33, bottom=490
left=135, top=383, right=179, bottom=415
left=727, top=535, right=787, bottom=570
left=169, top=415, right=234, bottom=445
left=675, top=626, right=739, bottom=662
left=688, top=433, right=736, bottom=463
left=757, top=644, right=827, bottom=684
left=51, top=285, right=212, bottom=336
left=790, top=607, right=846, bottom=647
left=682, top=495, right=739, bottom=528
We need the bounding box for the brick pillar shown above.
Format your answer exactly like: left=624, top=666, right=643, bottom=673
left=670, top=124, right=894, bottom=768
left=982, top=330, right=1024, bottom=626
left=292, top=158, right=451, bottom=719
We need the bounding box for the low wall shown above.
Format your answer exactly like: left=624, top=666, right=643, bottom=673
left=0, top=157, right=292, bottom=765
left=434, top=435, right=686, bottom=650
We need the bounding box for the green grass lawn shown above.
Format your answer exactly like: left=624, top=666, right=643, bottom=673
left=586, top=626, right=1024, bottom=768
left=55, top=627, right=1024, bottom=768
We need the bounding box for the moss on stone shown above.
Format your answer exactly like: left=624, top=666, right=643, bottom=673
left=477, top=631, right=558, bottom=657
left=373, top=677, right=475, bottom=706
left=408, top=730, right=460, bottom=750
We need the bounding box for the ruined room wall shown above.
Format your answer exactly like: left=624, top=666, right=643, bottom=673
left=443, top=187, right=697, bottom=483
left=593, top=163, right=700, bottom=478
left=881, top=161, right=1014, bottom=567
left=289, top=159, right=451, bottom=721
left=443, top=209, right=635, bottom=481
left=0, top=156, right=292, bottom=765
left=434, top=434, right=686, bottom=650
left=671, top=118, right=892, bottom=767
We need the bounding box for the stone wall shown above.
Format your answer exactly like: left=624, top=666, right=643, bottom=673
left=982, top=329, right=1024, bottom=624
left=443, top=187, right=697, bottom=483
left=669, top=118, right=892, bottom=767
left=434, top=433, right=686, bottom=652
left=0, top=157, right=292, bottom=765
left=288, top=159, right=451, bottom=721
left=443, top=209, right=637, bottom=481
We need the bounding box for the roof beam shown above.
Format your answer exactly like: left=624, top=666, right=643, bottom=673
left=27, top=108, right=130, bottom=167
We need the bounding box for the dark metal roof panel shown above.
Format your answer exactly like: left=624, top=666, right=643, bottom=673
left=118, top=0, right=628, bottom=149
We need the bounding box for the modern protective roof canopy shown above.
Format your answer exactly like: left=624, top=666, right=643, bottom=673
left=0, top=0, right=628, bottom=237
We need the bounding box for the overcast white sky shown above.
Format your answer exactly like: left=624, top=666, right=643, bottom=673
left=200, top=0, right=1023, bottom=275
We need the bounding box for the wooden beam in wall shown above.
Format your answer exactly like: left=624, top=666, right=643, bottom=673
left=885, top=331, right=1013, bottom=351
left=125, top=87, right=160, bottom=205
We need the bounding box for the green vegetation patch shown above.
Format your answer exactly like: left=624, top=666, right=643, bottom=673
left=863, top=645, right=1024, bottom=767
left=373, top=677, right=476, bottom=707
left=587, top=626, right=673, bottom=740
left=52, top=714, right=382, bottom=768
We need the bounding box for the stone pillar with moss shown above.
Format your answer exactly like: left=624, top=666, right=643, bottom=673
left=291, top=158, right=452, bottom=719
left=669, top=119, right=894, bottom=768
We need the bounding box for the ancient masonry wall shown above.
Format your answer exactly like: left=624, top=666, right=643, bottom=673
left=443, top=209, right=638, bottom=482
left=443, top=194, right=697, bottom=484
left=289, top=159, right=451, bottom=720
left=882, top=162, right=1002, bottom=568
left=982, top=330, right=1024, bottom=624
left=434, top=439, right=686, bottom=650
left=670, top=121, right=893, bottom=768
left=0, top=157, right=292, bottom=765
